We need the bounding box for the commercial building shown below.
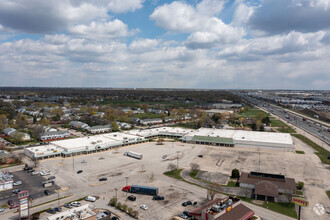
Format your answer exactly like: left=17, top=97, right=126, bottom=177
left=205, top=109, right=233, bottom=117
left=39, top=131, right=71, bottom=141
left=239, top=172, right=296, bottom=202
left=181, top=128, right=294, bottom=151
left=0, top=171, right=13, bottom=191
left=87, top=125, right=111, bottom=134
left=189, top=196, right=255, bottom=220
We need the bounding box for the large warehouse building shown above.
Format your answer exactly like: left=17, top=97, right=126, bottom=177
left=25, top=127, right=294, bottom=160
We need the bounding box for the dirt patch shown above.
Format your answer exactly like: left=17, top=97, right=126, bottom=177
left=252, top=200, right=264, bottom=205
left=197, top=171, right=229, bottom=185
left=89, top=182, right=106, bottom=187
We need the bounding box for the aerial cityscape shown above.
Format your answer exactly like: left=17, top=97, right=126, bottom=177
left=0, top=1, right=329, bottom=220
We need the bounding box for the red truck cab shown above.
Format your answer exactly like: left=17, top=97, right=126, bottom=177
left=122, top=185, right=131, bottom=192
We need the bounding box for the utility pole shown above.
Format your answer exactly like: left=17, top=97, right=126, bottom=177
left=177, top=151, right=179, bottom=169
left=115, top=188, right=118, bottom=199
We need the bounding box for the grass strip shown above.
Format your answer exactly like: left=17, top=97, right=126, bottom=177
left=292, top=134, right=330, bottom=164
left=295, top=150, right=305, bottom=154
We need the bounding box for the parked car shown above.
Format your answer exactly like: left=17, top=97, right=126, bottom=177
left=31, top=171, right=39, bottom=176
left=182, top=202, right=188, bottom=207
left=64, top=203, right=72, bottom=209
left=46, top=208, right=56, bottom=214
left=8, top=200, right=14, bottom=206
left=77, top=170, right=83, bottom=174
left=10, top=204, right=19, bottom=209
left=13, top=181, right=22, bottom=186
left=111, top=217, right=119, bottom=220
left=178, top=213, right=188, bottom=219
left=162, top=155, right=167, bottom=159
left=12, top=189, right=21, bottom=194
left=186, top=201, right=192, bottom=205
left=48, top=176, right=56, bottom=180
left=103, top=211, right=111, bottom=216
left=71, top=202, right=81, bottom=207
left=85, top=196, right=96, bottom=202
left=128, top=195, right=136, bottom=201
left=99, top=177, right=107, bottom=181
left=44, top=190, right=51, bottom=196
left=0, top=208, right=4, bottom=212
left=140, top=205, right=148, bottom=210
left=183, top=211, right=192, bottom=217
left=54, top=207, right=62, bottom=212
left=198, top=155, right=203, bottom=158
left=152, top=195, right=164, bottom=200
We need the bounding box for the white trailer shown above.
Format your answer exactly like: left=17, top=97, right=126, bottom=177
left=124, top=151, right=143, bottom=160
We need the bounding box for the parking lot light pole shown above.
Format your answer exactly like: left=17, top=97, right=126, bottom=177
left=115, top=188, right=117, bottom=199
left=176, top=151, right=180, bottom=169
left=125, top=177, right=129, bottom=197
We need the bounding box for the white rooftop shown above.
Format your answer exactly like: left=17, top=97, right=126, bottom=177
left=126, top=127, right=195, bottom=137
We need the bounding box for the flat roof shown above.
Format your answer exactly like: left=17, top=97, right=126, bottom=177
left=192, top=135, right=234, bottom=145
left=186, top=128, right=293, bottom=145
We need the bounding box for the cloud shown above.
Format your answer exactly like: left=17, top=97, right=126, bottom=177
left=217, top=31, right=325, bottom=61
left=196, top=0, right=226, bottom=16
left=248, top=0, right=330, bottom=35
left=69, top=20, right=138, bottom=40
left=150, top=1, right=245, bottom=49
left=107, top=0, right=145, bottom=13
left=0, top=0, right=108, bottom=33
left=129, top=38, right=160, bottom=52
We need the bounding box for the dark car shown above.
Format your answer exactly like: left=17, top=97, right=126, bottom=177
left=12, top=189, right=21, bottom=194
left=77, top=170, right=83, bottom=174
left=198, top=155, right=203, bottom=158
left=112, top=217, right=119, bottom=220
left=54, top=207, right=62, bottom=212
left=8, top=200, right=15, bottom=206
left=103, top=211, right=111, bottom=216
left=64, top=204, right=72, bottom=209
left=46, top=208, right=56, bottom=214
left=27, top=169, right=35, bottom=173
left=186, top=201, right=192, bottom=205
left=99, top=177, right=107, bottom=181
left=48, top=176, right=56, bottom=180
left=44, top=190, right=51, bottom=196
left=152, top=195, right=164, bottom=200
left=193, top=201, right=198, bottom=205
left=182, top=202, right=188, bottom=207
left=128, top=195, right=136, bottom=201
left=183, top=211, right=192, bottom=217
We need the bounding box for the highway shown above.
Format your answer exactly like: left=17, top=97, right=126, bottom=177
left=239, top=94, right=330, bottom=146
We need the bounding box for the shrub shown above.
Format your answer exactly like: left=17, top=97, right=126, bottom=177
left=127, top=207, right=133, bottom=215
left=121, top=204, right=128, bottom=212
left=116, top=202, right=122, bottom=209
left=231, top=168, right=240, bottom=178
left=297, top=181, right=304, bottom=190
left=109, top=197, right=117, bottom=207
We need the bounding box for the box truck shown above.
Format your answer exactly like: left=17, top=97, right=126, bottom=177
left=122, top=185, right=158, bottom=195
left=124, top=151, right=143, bottom=160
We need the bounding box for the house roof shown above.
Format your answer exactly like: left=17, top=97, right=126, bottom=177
left=216, top=203, right=255, bottom=220
left=254, top=181, right=279, bottom=197
left=239, top=172, right=296, bottom=195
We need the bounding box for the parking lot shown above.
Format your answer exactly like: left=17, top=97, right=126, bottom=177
left=0, top=170, right=60, bottom=206
left=37, top=142, right=207, bottom=219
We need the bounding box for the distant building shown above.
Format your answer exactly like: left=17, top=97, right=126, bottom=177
left=239, top=172, right=296, bottom=202
left=87, top=125, right=111, bottom=134
left=117, top=122, right=131, bottom=130
left=39, top=131, right=70, bottom=141
left=189, top=196, right=254, bottom=220
left=213, top=103, right=243, bottom=109
left=69, top=121, right=90, bottom=130
left=205, top=109, right=233, bottom=117
left=2, top=128, right=16, bottom=136
left=0, top=150, right=16, bottom=164
left=0, top=171, right=13, bottom=191
left=46, top=204, right=98, bottom=220
left=140, top=118, right=163, bottom=125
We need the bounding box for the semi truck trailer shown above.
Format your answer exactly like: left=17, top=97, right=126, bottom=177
left=124, top=151, right=143, bottom=160
left=122, top=185, right=158, bottom=195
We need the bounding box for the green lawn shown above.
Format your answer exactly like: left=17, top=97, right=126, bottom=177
left=292, top=134, right=330, bottom=164
left=189, top=170, right=199, bottom=178
left=238, top=108, right=268, bottom=118
left=271, top=120, right=288, bottom=127
left=261, top=202, right=297, bottom=219
left=277, top=126, right=296, bottom=133
left=296, top=190, right=303, bottom=196
left=226, top=181, right=237, bottom=187
left=295, top=150, right=305, bottom=154
left=163, top=169, right=183, bottom=180
left=327, top=191, right=330, bottom=199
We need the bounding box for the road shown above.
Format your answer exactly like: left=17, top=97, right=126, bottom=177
left=239, top=94, right=330, bottom=147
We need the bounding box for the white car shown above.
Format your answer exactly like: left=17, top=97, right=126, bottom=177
left=71, top=202, right=81, bottom=207
left=13, top=181, right=22, bottom=186
left=140, top=205, right=148, bottom=210
left=85, top=196, right=96, bottom=202
left=31, top=171, right=39, bottom=176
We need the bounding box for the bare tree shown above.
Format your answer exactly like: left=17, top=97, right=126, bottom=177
left=282, top=189, right=293, bottom=203
left=149, top=172, right=155, bottom=182
left=157, top=138, right=164, bottom=145
left=167, top=163, right=177, bottom=171
left=207, top=183, right=218, bottom=200
left=190, top=163, right=200, bottom=171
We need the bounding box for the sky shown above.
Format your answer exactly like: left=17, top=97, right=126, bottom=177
left=0, top=0, right=329, bottom=90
